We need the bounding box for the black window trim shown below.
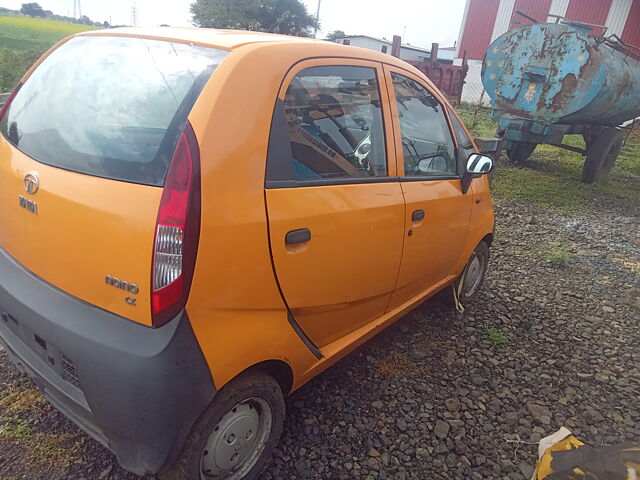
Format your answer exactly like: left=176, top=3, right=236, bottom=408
left=389, top=70, right=463, bottom=182
left=265, top=174, right=460, bottom=189
left=265, top=62, right=392, bottom=189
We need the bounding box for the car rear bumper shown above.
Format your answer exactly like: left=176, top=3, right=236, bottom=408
left=0, top=246, right=216, bottom=475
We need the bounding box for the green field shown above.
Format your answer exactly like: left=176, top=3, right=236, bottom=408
left=0, top=15, right=98, bottom=91
left=0, top=15, right=97, bottom=51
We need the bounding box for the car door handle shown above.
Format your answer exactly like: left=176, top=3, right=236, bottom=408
left=285, top=228, right=311, bottom=245
left=412, top=209, right=425, bottom=221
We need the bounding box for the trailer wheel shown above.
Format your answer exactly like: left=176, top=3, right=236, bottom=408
left=582, top=128, right=623, bottom=183
left=507, top=141, right=537, bottom=163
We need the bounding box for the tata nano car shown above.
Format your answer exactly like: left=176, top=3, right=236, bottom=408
left=0, top=28, right=494, bottom=480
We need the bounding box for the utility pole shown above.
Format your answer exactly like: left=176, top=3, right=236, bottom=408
left=314, top=0, right=321, bottom=38
left=131, top=0, right=138, bottom=26
left=73, top=0, right=82, bottom=19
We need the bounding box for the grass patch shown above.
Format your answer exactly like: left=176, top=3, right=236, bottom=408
left=0, top=387, right=45, bottom=415
left=494, top=135, right=640, bottom=213
left=30, top=433, right=85, bottom=470
left=617, top=129, right=640, bottom=177
left=0, top=426, right=85, bottom=470
left=453, top=103, right=640, bottom=213
left=455, top=99, right=640, bottom=207
left=455, top=103, right=496, bottom=138
left=528, top=242, right=574, bottom=266
left=0, top=15, right=97, bottom=91
left=0, top=416, right=32, bottom=440
left=491, top=164, right=588, bottom=212
left=485, top=327, right=508, bottom=348
left=0, top=16, right=97, bottom=52
left=0, top=385, right=85, bottom=471
left=543, top=247, right=573, bottom=265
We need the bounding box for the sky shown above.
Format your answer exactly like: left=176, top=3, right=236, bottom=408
left=0, top=0, right=467, bottom=48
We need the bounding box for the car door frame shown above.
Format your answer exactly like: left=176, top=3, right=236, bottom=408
left=381, top=63, right=476, bottom=308
left=382, top=63, right=469, bottom=178
left=266, top=57, right=400, bottom=186
left=264, top=56, right=408, bottom=352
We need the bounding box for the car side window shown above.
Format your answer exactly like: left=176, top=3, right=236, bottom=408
left=391, top=73, right=456, bottom=177
left=282, top=65, right=387, bottom=180
left=448, top=108, right=476, bottom=160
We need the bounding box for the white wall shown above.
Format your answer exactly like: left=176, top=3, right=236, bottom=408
left=491, top=0, right=516, bottom=42
left=605, top=0, right=634, bottom=36
left=333, top=37, right=432, bottom=62
left=547, top=0, right=570, bottom=22
left=454, top=59, right=490, bottom=104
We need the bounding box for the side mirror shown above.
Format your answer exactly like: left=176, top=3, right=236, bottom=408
left=461, top=153, right=494, bottom=194
left=466, top=153, right=494, bottom=174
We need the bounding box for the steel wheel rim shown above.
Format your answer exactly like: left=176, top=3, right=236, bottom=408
left=462, top=251, right=485, bottom=298
left=200, top=397, right=272, bottom=480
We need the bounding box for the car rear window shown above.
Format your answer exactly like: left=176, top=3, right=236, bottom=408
left=0, top=36, right=227, bottom=186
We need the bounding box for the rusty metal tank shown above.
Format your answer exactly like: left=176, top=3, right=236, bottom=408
left=482, top=22, right=640, bottom=127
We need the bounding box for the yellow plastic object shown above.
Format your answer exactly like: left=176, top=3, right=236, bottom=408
left=534, top=430, right=640, bottom=480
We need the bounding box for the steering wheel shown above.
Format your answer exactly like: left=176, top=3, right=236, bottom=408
left=352, top=133, right=376, bottom=175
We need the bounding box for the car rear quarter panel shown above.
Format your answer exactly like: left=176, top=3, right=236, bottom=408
left=185, top=43, right=327, bottom=391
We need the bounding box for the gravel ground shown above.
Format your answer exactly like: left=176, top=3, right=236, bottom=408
left=1, top=194, right=639, bottom=479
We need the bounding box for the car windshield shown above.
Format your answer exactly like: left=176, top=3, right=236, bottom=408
left=0, top=35, right=227, bottom=186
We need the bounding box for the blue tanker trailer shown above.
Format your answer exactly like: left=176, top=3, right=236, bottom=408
left=479, top=16, right=640, bottom=183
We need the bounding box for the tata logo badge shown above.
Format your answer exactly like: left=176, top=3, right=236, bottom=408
left=24, top=172, right=39, bottom=195
left=19, top=172, right=39, bottom=214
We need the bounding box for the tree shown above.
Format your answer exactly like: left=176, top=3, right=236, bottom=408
left=78, top=15, right=93, bottom=25
left=326, top=30, right=346, bottom=41
left=20, top=2, right=45, bottom=17
left=191, top=0, right=319, bottom=37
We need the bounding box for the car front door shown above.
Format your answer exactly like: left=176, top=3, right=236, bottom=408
left=384, top=66, right=474, bottom=311
left=265, top=60, right=405, bottom=350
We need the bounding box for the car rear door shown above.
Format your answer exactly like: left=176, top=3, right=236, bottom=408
left=384, top=65, right=474, bottom=311
left=265, top=59, right=405, bottom=350
left=0, top=35, right=227, bottom=326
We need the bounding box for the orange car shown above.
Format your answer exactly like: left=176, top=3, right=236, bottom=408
left=0, top=28, right=494, bottom=479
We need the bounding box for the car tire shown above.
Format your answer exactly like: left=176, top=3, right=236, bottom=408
left=160, top=370, right=285, bottom=480
left=454, top=241, right=490, bottom=308
left=506, top=141, right=537, bottom=163
left=581, top=127, right=623, bottom=183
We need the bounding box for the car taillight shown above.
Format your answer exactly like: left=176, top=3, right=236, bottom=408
left=151, top=121, right=201, bottom=327
left=0, top=83, right=22, bottom=122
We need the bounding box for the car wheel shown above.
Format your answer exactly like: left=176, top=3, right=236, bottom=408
left=506, top=141, right=537, bottom=163
left=161, top=370, right=285, bottom=480
left=581, top=127, right=623, bottom=183
left=455, top=241, right=490, bottom=307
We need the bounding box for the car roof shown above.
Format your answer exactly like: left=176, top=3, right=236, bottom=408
left=80, top=27, right=324, bottom=50
left=77, top=27, right=409, bottom=67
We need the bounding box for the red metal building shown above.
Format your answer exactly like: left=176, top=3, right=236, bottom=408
left=456, top=0, right=640, bottom=61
